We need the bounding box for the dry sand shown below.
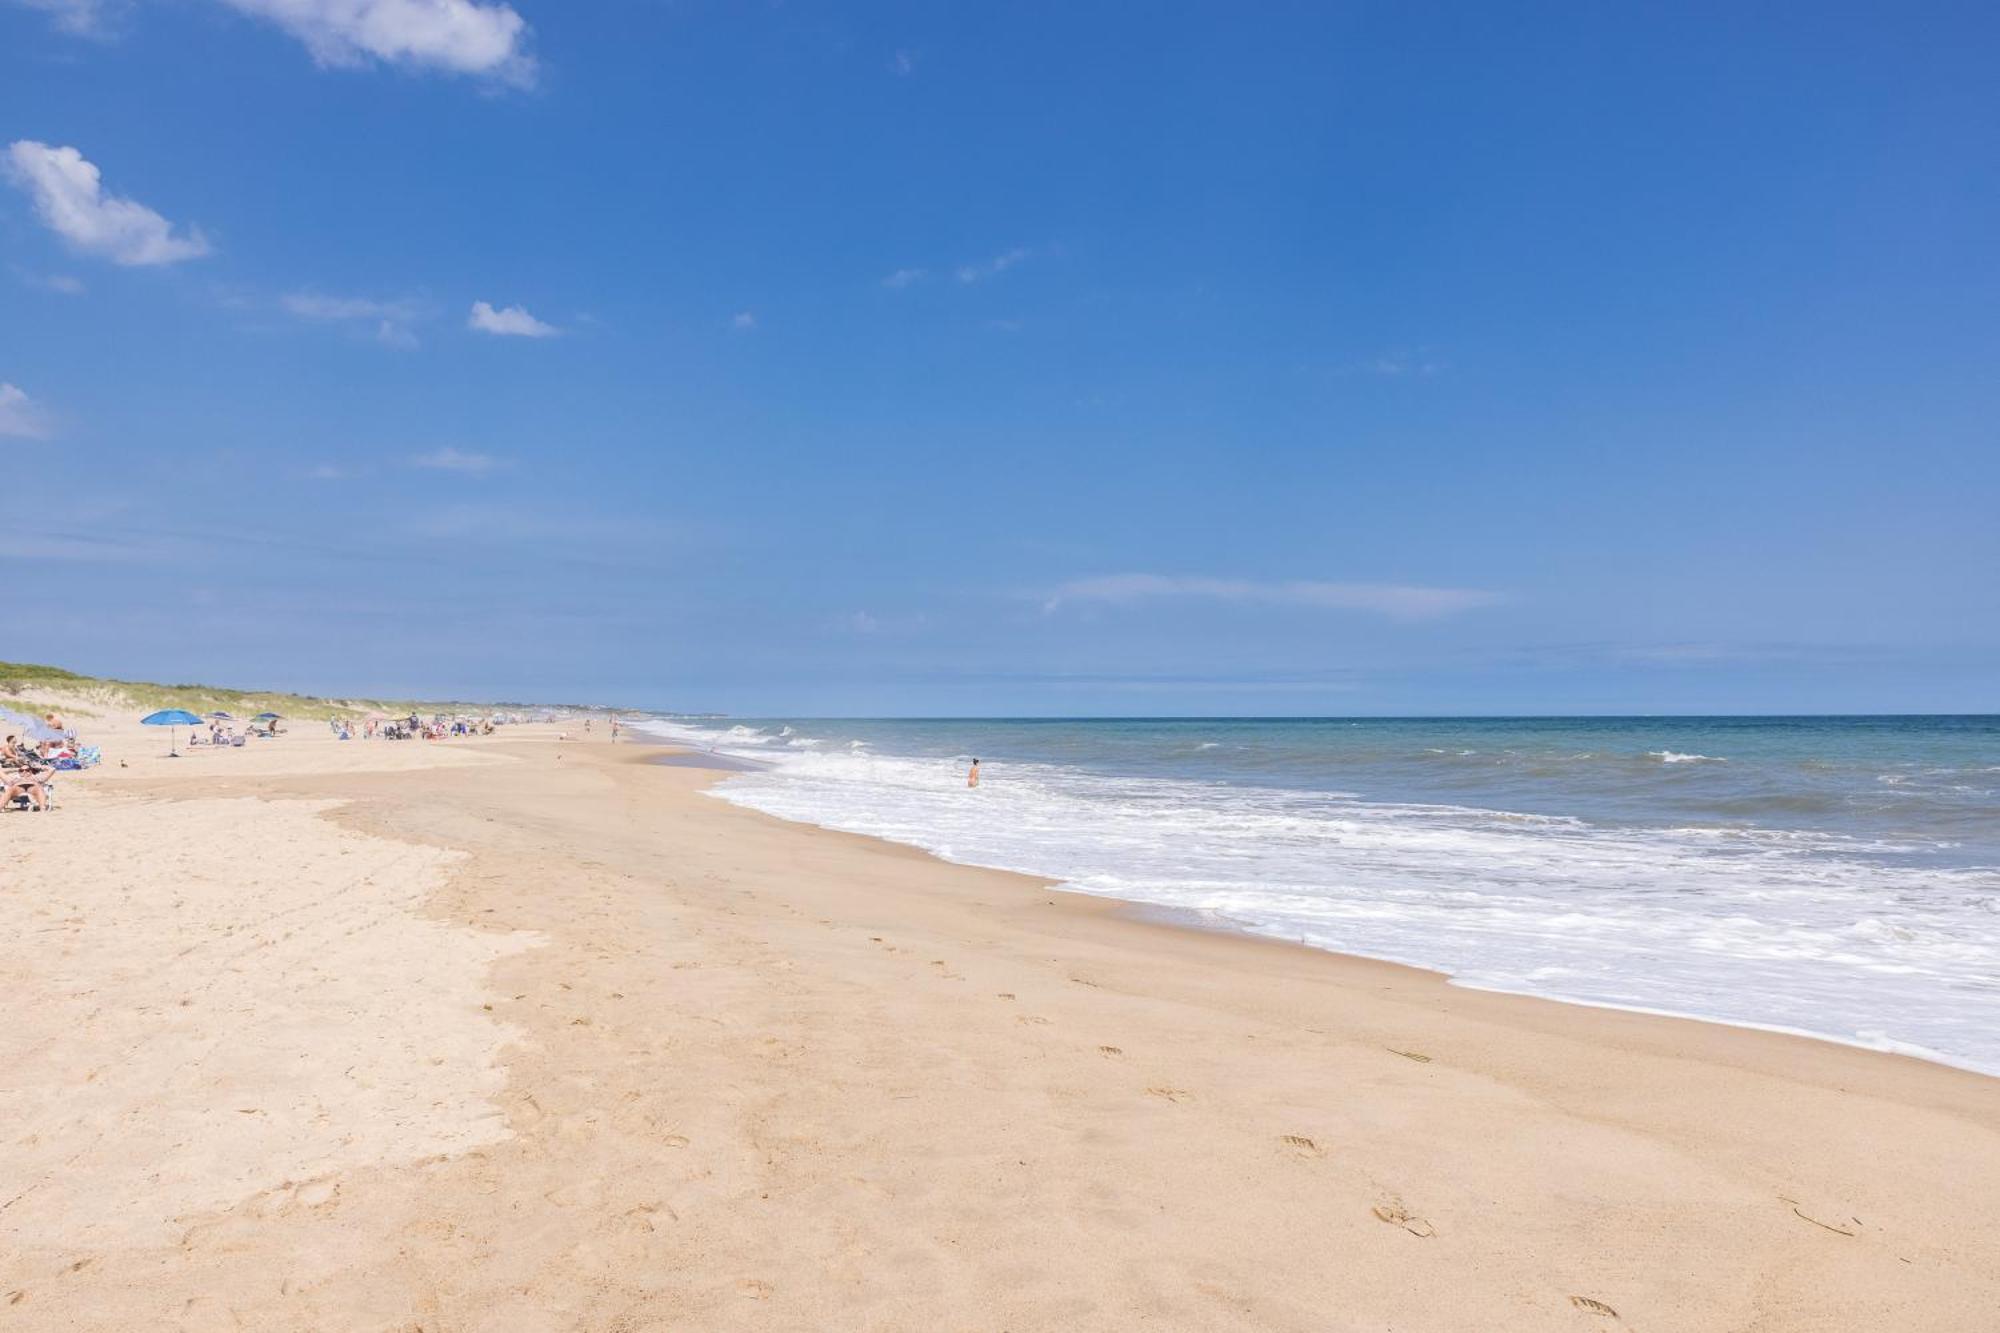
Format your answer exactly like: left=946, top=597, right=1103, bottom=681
left=2, top=712, right=1997, bottom=1330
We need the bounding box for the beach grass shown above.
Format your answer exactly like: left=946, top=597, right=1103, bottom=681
left=0, top=659, right=442, bottom=723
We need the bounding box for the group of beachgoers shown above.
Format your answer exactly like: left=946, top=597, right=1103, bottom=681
left=3, top=712, right=99, bottom=813
left=332, top=714, right=499, bottom=742
left=192, top=717, right=280, bottom=748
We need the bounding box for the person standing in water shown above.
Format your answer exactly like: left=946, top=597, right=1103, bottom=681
left=967, top=758, right=980, bottom=788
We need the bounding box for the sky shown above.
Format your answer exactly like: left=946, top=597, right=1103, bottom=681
left=3, top=1, right=1996, bottom=715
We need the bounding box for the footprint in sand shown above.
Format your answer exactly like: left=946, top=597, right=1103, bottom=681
left=1097, top=1045, right=1123, bottom=1057
left=1388, top=1048, right=1433, bottom=1063
left=1147, top=1087, right=1192, bottom=1104
left=625, top=1202, right=675, bottom=1233
left=1017, top=1015, right=1051, bottom=1026
left=1280, top=1134, right=1324, bottom=1157
left=735, top=1278, right=772, bottom=1300
left=996, top=993, right=1015, bottom=1001
left=1371, top=1198, right=1435, bottom=1237
left=1570, top=1296, right=1619, bottom=1318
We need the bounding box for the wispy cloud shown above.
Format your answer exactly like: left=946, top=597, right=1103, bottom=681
left=890, top=48, right=918, bottom=76
left=409, top=446, right=503, bottom=474
left=1341, top=350, right=1445, bottom=378
left=398, top=501, right=682, bottom=557
left=11, top=266, right=86, bottom=295
left=11, top=0, right=115, bottom=36
left=955, top=247, right=1030, bottom=284
left=882, top=267, right=927, bottom=289
left=4, top=140, right=210, bottom=267
left=468, top=299, right=559, bottom=338
left=903, top=666, right=1366, bottom=695
left=283, top=291, right=428, bottom=347
left=214, top=0, right=534, bottom=84
left=0, top=383, right=54, bottom=439
left=0, top=529, right=163, bottom=563
left=730, top=310, right=757, bottom=332
left=1043, top=574, right=1502, bottom=621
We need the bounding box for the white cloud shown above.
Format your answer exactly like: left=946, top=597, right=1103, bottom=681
left=4, top=141, right=210, bottom=267
left=730, top=310, right=757, bottom=331
left=214, top=0, right=534, bottom=83
left=410, top=446, right=503, bottom=474
left=1343, top=350, right=1445, bottom=377
left=882, top=267, right=927, bottom=289
left=956, top=247, right=1030, bottom=284
left=0, top=383, right=53, bottom=439
left=283, top=290, right=427, bottom=347
left=398, top=500, right=677, bottom=553
left=11, top=266, right=86, bottom=295
left=11, top=0, right=113, bottom=36
left=467, top=300, right=558, bottom=337
left=1043, top=574, right=1501, bottom=621
left=305, top=462, right=353, bottom=480
left=890, top=48, right=917, bottom=76
left=283, top=292, right=404, bottom=321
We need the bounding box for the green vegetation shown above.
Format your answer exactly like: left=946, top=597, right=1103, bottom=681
left=0, top=660, right=434, bottom=723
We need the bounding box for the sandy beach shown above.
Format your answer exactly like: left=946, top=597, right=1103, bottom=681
left=4, top=713, right=1998, bottom=1331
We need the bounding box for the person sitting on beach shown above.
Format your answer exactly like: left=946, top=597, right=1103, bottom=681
left=2, top=738, right=53, bottom=807
left=3, top=770, right=50, bottom=811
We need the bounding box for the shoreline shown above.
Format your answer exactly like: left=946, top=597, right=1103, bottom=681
left=650, top=741, right=2000, bottom=1093
left=7, top=719, right=1997, bottom=1328
left=657, top=742, right=2000, bottom=1084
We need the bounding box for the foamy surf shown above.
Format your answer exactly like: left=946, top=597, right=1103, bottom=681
left=632, top=715, right=2000, bottom=1076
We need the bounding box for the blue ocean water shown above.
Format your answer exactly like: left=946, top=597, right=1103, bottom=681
left=632, top=715, right=2000, bottom=1074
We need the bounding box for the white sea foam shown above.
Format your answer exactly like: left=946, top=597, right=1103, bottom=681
left=1650, top=750, right=1726, bottom=763
left=633, top=718, right=2000, bottom=1076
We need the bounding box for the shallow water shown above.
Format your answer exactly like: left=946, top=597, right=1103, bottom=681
left=631, top=715, right=2000, bottom=1075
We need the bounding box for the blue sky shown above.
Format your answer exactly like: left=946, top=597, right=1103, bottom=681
left=3, top=1, right=1996, bottom=714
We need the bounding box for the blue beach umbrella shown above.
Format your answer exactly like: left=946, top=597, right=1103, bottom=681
left=252, top=712, right=280, bottom=721
left=141, top=708, right=203, bottom=757
left=206, top=711, right=234, bottom=720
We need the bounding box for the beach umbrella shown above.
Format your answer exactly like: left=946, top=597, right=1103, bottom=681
left=206, top=711, right=234, bottom=720
left=142, top=708, right=203, bottom=758
left=252, top=712, right=280, bottom=721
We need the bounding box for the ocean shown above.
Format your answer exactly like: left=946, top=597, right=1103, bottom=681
left=628, top=715, right=2000, bottom=1075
